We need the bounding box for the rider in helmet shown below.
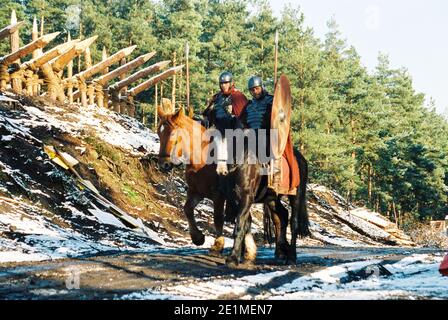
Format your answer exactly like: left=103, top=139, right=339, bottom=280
left=202, top=72, right=249, bottom=175
left=242, top=75, right=300, bottom=192
left=202, top=72, right=248, bottom=128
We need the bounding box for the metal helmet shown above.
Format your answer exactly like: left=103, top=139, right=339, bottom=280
left=248, top=76, right=263, bottom=90
left=219, top=71, right=233, bottom=84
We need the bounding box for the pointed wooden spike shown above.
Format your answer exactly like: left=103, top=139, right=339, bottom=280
left=102, top=47, right=108, bottom=61
left=129, top=65, right=184, bottom=97
left=122, top=45, right=137, bottom=56
left=94, top=51, right=157, bottom=85
left=32, top=17, right=38, bottom=41
left=75, top=35, right=98, bottom=52
left=11, top=10, right=17, bottom=24
left=41, top=31, right=60, bottom=43
left=142, top=51, right=156, bottom=63
left=51, top=36, right=96, bottom=73
left=2, top=32, right=60, bottom=64
left=22, top=39, right=79, bottom=70
left=109, top=59, right=170, bottom=91
left=67, top=31, right=71, bottom=42
left=74, top=45, right=137, bottom=80
left=0, top=21, right=25, bottom=41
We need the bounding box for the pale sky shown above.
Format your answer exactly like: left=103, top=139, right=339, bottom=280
left=268, top=0, right=448, bottom=116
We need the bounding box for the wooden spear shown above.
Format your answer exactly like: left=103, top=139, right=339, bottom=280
left=67, top=33, right=74, bottom=103
left=172, top=52, right=177, bottom=107
left=185, top=42, right=192, bottom=116
left=274, top=29, right=279, bottom=86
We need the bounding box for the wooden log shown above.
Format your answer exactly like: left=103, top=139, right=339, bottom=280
left=95, top=52, right=156, bottom=86
left=40, top=16, right=44, bottom=37
left=154, top=83, right=158, bottom=128
left=102, top=47, right=108, bottom=75
left=0, top=21, right=24, bottom=41
left=0, top=64, right=8, bottom=91
left=0, top=32, right=60, bottom=65
left=10, top=10, right=21, bottom=93
left=67, top=34, right=74, bottom=103
left=22, top=39, right=79, bottom=71
left=185, top=42, right=192, bottom=116
left=51, top=36, right=97, bottom=73
left=128, top=65, right=183, bottom=97
left=109, top=60, right=170, bottom=91
left=172, top=51, right=176, bottom=107
left=88, top=81, right=95, bottom=105
left=24, top=69, right=34, bottom=95
left=80, top=81, right=88, bottom=106
left=84, top=46, right=92, bottom=69
left=41, top=62, right=65, bottom=101
left=118, top=58, right=127, bottom=92
left=10, top=10, right=20, bottom=63
left=32, top=17, right=42, bottom=59
left=73, top=45, right=136, bottom=81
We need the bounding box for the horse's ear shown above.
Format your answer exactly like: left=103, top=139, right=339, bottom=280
left=188, top=106, right=194, bottom=118
left=172, top=106, right=185, bottom=122
left=161, top=98, right=174, bottom=115
left=157, top=105, right=167, bottom=119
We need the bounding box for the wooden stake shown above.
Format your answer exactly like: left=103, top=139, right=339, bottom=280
left=129, top=65, right=183, bottom=97
left=274, top=30, right=279, bottom=86
left=172, top=51, right=177, bottom=107
left=185, top=42, right=192, bottom=116
left=32, top=17, right=40, bottom=59
left=154, top=83, right=158, bottom=129
left=40, top=16, right=44, bottom=37
left=67, top=33, right=74, bottom=103
left=10, top=10, right=21, bottom=93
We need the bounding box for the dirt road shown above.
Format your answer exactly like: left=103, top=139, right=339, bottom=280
left=0, top=246, right=446, bottom=300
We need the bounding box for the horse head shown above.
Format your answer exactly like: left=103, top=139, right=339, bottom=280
left=157, top=103, right=187, bottom=172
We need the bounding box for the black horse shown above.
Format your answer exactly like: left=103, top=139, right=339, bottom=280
left=220, top=131, right=310, bottom=267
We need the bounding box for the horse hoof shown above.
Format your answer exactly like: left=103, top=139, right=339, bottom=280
left=240, top=261, right=256, bottom=270
left=191, top=233, right=205, bottom=246
left=209, top=249, right=223, bottom=257
left=225, top=255, right=239, bottom=268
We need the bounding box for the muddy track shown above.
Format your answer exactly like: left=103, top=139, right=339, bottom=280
left=0, top=246, right=443, bottom=300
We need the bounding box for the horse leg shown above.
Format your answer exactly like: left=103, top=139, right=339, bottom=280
left=275, top=198, right=290, bottom=260
left=209, top=196, right=225, bottom=256
left=243, top=218, right=257, bottom=264
left=225, top=198, right=253, bottom=267
left=285, top=150, right=311, bottom=265
left=287, top=192, right=310, bottom=265
left=184, top=193, right=205, bottom=246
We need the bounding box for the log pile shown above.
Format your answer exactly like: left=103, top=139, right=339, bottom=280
left=309, top=184, right=415, bottom=246
left=0, top=10, right=182, bottom=118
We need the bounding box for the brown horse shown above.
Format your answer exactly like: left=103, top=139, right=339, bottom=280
left=157, top=106, right=230, bottom=255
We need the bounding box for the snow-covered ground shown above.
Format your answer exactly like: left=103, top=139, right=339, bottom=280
left=122, top=253, right=448, bottom=300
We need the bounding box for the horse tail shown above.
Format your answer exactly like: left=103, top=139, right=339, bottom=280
left=263, top=203, right=275, bottom=244
left=294, top=148, right=311, bottom=238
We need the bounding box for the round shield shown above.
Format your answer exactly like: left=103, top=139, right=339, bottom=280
left=270, top=75, right=292, bottom=159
